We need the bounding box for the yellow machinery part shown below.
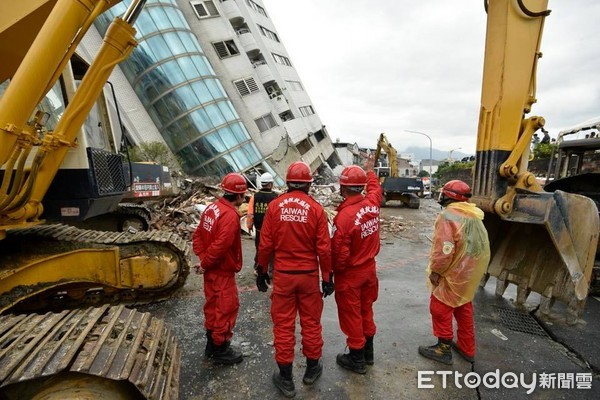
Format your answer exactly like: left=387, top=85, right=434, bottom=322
left=0, top=305, right=180, bottom=400
left=0, top=224, right=190, bottom=313
left=31, top=373, right=139, bottom=400
left=473, top=0, right=600, bottom=323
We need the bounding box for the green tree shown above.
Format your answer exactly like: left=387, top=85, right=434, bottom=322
left=126, top=141, right=181, bottom=172
left=533, top=142, right=557, bottom=159
left=434, top=160, right=475, bottom=179
left=418, top=170, right=430, bottom=177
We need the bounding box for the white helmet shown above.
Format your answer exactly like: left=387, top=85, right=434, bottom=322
left=260, top=172, right=274, bottom=185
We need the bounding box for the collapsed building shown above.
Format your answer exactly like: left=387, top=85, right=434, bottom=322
left=78, top=0, right=341, bottom=184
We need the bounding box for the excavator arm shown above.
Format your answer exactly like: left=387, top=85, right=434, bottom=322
left=474, top=0, right=599, bottom=323
left=374, top=133, right=399, bottom=177
left=0, top=0, right=137, bottom=231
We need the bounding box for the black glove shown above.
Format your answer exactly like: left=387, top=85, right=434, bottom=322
left=322, top=273, right=334, bottom=298
left=256, top=268, right=271, bottom=292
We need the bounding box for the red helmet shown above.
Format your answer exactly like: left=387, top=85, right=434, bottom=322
left=286, top=161, right=313, bottom=183
left=221, top=173, right=247, bottom=194
left=441, top=180, right=471, bottom=202
left=339, top=165, right=367, bottom=186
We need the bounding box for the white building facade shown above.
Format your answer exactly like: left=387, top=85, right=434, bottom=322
left=84, top=0, right=340, bottom=181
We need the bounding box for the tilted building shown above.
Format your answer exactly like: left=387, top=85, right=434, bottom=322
left=81, top=0, right=340, bottom=182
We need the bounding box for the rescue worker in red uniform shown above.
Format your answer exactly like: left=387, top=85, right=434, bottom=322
left=256, top=161, right=333, bottom=398
left=192, top=173, right=247, bottom=365
left=332, top=161, right=382, bottom=374
left=418, top=180, right=490, bottom=365
left=246, top=172, right=278, bottom=274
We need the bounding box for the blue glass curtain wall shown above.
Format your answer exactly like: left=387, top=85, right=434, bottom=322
left=95, top=0, right=264, bottom=176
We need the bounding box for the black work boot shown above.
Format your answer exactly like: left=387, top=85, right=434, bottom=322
left=451, top=341, right=474, bottom=363
left=204, top=330, right=215, bottom=358
left=302, top=358, right=322, bottom=385
left=365, top=336, right=374, bottom=365
left=418, top=339, right=453, bottom=365
left=336, top=348, right=367, bottom=374
left=210, top=341, right=243, bottom=365
left=272, top=363, right=296, bottom=398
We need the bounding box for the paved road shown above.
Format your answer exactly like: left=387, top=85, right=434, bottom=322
left=139, top=198, right=600, bottom=399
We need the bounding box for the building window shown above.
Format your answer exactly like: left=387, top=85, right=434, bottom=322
left=279, top=111, right=294, bottom=121
left=213, top=40, right=239, bottom=58
left=272, top=53, right=292, bottom=67
left=297, top=138, right=313, bottom=155
left=246, top=0, right=268, bottom=17
left=258, top=25, right=279, bottom=42
left=314, top=130, right=325, bottom=142
left=233, top=77, right=260, bottom=96
left=191, top=1, right=219, bottom=18
left=255, top=113, right=277, bottom=132
left=299, top=105, right=315, bottom=117
left=285, top=80, right=303, bottom=91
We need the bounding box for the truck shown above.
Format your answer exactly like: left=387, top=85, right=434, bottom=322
left=0, top=1, right=188, bottom=398
left=472, top=0, right=599, bottom=324
left=374, top=133, right=423, bottom=208
left=543, top=118, right=600, bottom=295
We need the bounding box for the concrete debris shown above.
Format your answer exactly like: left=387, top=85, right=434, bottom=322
left=310, top=185, right=343, bottom=208
left=148, top=178, right=417, bottom=240
left=380, top=215, right=412, bottom=234
left=149, top=178, right=230, bottom=240
left=491, top=328, right=509, bottom=341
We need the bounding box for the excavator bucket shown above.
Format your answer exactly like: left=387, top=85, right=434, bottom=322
left=480, top=190, right=599, bottom=324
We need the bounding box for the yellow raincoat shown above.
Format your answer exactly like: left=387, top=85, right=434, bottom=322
left=427, top=202, right=490, bottom=307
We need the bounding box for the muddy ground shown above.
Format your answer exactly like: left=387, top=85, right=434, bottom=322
left=138, top=198, right=600, bottom=399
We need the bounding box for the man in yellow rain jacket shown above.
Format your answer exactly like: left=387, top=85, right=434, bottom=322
left=418, top=180, right=490, bottom=365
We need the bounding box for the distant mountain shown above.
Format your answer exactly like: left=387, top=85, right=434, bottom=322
left=403, top=146, right=471, bottom=161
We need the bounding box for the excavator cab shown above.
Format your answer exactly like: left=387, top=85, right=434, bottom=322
left=0, top=54, right=152, bottom=232
left=473, top=0, right=599, bottom=324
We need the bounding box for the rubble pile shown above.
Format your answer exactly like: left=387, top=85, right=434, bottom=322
left=149, top=178, right=227, bottom=240
left=379, top=215, right=412, bottom=236
left=148, top=177, right=415, bottom=241
left=310, top=185, right=343, bottom=208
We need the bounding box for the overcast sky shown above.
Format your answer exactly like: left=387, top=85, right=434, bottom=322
left=261, top=0, right=600, bottom=156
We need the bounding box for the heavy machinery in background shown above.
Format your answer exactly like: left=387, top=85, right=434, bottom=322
left=542, top=118, right=600, bottom=295
left=472, top=0, right=599, bottom=323
left=374, top=133, right=424, bottom=208
left=0, top=0, right=189, bottom=398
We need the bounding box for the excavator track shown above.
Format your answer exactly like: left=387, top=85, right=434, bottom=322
left=0, top=305, right=180, bottom=400
left=0, top=224, right=191, bottom=313
left=116, top=203, right=152, bottom=232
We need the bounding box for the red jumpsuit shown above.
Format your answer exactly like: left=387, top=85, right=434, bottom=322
left=427, top=202, right=490, bottom=358
left=332, top=171, right=382, bottom=350
left=193, top=198, right=243, bottom=346
left=258, top=190, right=332, bottom=364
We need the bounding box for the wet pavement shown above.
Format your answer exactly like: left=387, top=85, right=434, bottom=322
left=138, top=198, right=600, bottom=399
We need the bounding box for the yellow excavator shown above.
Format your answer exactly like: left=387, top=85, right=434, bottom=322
left=374, top=133, right=424, bottom=208
left=0, top=1, right=189, bottom=398
left=474, top=0, right=599, bottom=324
